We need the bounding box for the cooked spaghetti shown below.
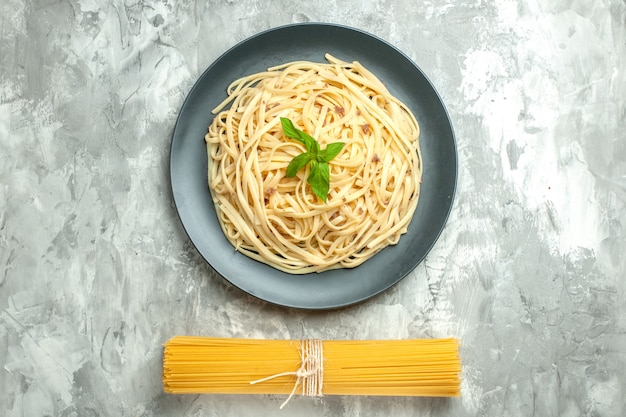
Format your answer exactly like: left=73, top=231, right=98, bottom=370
left=205, top=54, right=422, bottom=273
left=163, top=337, right=461, bottom=403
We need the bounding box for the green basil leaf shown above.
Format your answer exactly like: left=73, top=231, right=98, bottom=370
left=307, top=161, right=330, bottom=202
left=309, top=138, right=320, bottom=160
left=281, top=117, right=341, bottom=202
left=280, top=117, right=316, bottom=152
left=286, top=152, right=312, bottom=177
left=307, top=160, right=319, bottom=181
left=317, top=142, right=345, bottom=162
left=301, top=133, right=317, bottom=152
left=280, top=117, right=303, bottom=143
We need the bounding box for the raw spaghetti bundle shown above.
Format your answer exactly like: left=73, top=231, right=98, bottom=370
left=163, top=337, right=461, bottom=408
left=205, top=54, right=422, bottom=274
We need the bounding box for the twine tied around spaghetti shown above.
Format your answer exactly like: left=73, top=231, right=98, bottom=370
left=250, top=339, right=323, bottom=409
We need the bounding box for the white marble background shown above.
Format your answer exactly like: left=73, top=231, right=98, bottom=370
left=1, top=0, right=625, bottom=416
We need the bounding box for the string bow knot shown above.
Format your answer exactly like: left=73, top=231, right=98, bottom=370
left=250, top=339, right=323, bottom=409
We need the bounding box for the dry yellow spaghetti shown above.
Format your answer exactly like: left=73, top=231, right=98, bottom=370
left=205, top=54, right=422, bottom=273
left=163, top=337, right=461, bottom=406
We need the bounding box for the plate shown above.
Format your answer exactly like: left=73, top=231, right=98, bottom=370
left=170, top=23, right=457, bottom=309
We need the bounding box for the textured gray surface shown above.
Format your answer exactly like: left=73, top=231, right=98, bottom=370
left=1, top=1, right=625, bottom=416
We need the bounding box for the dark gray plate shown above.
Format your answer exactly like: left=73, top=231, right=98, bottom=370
left=170, top=23, right=457, bottom=310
